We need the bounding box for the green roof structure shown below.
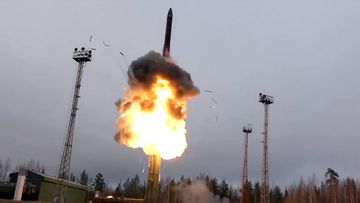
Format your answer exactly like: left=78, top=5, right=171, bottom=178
left=5, top=170, right=87, bottom=203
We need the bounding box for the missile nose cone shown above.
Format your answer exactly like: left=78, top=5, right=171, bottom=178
left=168, top=8, right=173, bottom=17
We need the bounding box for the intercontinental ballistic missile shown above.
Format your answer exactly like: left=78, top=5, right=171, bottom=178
left=163, top=8, right=173, bottom=58
left=145, top=9, right=173, bottom=203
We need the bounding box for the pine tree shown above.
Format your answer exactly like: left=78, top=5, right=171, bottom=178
left=123, top=174, right=145, bottom=198
left=70, top=173, right=76, bottom=182
left=209, top=177, right=219, bottom=195
left=93, top=173, right=106, bottom=192
left=271, top=186, right=283, bottom=203
left=253, top=182, right=261, bottom=203
left=79, top=169, right=89, bottom=186
left=219, top=180, right=229, bottom=200
left=325, top=168, right=339, bottom=203
left=114, top=180, right=123, bottom=198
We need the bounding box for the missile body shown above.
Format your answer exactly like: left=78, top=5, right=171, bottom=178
left=163, top=8, right=173, bottom=58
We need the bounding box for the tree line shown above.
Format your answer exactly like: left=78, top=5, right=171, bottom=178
left=241, top=168, right=359, bottom=203
left=0, top=158, right=46, bottom=182
left=83, top=172, right=240, bottom=202
left=281, top=168, right=359, bottom=203
left=46, top=168, right=360, bottom=203
left=2, top=158, right=359, bottom=203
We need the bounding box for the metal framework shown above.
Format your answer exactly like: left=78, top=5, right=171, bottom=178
left=58, top=47, right=92, bottom=181
left=145, top=154, right=161, bottom=203
left=241, top=124, right=252, bottom=203
left=259, top=93, right=273, bottom=203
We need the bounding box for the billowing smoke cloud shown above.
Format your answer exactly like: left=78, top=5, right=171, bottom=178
left=114, top=51, right=199, bottom=158
left=124, top=51, right=199, bottom=119
left=177, top=181, right=230, bottom=203
left=128, top=51, right=199, bottom=98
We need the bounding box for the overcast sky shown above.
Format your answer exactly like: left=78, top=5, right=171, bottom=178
left=1, top=0, right=360, bottom=188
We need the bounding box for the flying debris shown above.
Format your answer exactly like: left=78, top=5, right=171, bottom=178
left=119, top=52, right=129, bottom=66
left=118, top=51, right=129, bottom=79
left=203, top=93, right=219, bottom=122
left=90, top=48, right=96, bottom=51
left=102, top=41, right=111, bottom=47
left=89, top=35, right=93, bottom=42
left=115, top=99, right=122, bottom=111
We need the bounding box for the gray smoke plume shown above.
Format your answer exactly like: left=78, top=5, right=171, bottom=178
left=117, top=50, right=199, bottom=119
left=127, top=50, right=199, bottom=98
left=177, top=181, right=230, bottom=203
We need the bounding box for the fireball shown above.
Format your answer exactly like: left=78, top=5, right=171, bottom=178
left=115, top=51, right=198, bottom=160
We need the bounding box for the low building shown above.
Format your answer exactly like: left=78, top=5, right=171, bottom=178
left=0, top=170, right=87, bottom=203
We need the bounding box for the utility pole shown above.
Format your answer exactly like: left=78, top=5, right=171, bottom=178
left=259, top=93, right=273, bottom=203
left=57, top=47, right=92, bottom=202
left=241, top=124, right=252, bottom=203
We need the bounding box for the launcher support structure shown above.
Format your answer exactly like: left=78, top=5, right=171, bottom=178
left=259, top=93, right=274, bottom=203
left=145, top=154, right=161, bottom=203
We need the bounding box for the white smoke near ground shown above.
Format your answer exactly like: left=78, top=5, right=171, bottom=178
left=177, top=181, right=230, bottom=203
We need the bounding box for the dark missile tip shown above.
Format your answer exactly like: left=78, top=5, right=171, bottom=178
left=168, top=8, right=173, bottom=16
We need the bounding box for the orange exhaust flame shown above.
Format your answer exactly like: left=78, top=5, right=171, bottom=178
left=117, top=77, right=187, bottom=159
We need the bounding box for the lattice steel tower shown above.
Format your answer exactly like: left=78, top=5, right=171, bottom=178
left=259, top=93, right=273, bottom=203
left=241, top=124, right=252, bottom=203
left=58, top=47, right=92, bottom=180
